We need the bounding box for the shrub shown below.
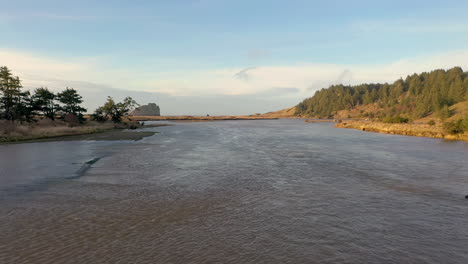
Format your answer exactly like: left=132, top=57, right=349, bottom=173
left=427, top=120, right=436, bottom=126
left=91, top=107, right=107, bottom=123
left=63, top=113, right=80, bottom=127
left=382, top=116, right=410, bottom=124
left=443, top=118, right=468, bottom=135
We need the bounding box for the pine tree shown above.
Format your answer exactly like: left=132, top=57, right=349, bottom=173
left=0, top=67, right=23, bottom=121
left=56, top=87, right=86, bottom=120
left=33, top=87, right=58, bottom=120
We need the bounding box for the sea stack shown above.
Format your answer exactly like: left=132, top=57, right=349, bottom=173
left=130, top=103, right=160, bottom=116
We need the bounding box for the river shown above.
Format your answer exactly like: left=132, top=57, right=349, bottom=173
left=0, top=119, right=467, bottom=263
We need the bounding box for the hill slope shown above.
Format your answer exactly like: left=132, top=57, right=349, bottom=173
left=295, top=67, right=468, bottom=120
left=258, top=106, right=297, bottom=118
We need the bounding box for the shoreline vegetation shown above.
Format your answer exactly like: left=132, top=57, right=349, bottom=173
left=12, top=129, right=159, bottom=144
left=2, top=129, right=158, bottom=144
left=335, top=120, right=468, bottom=141
left=0, top=119, right=169, bottom=144
left=304, top=119, right=336, bottom=123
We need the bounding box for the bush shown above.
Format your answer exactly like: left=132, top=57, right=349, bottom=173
left=443, top=118, right=468, bottom=135
left=63, top=113, right=80, bottom=127
left=382, top=116, right=410, bottom=124
left=91, top=107, right=107, bottom=123
left=427, top=120, right=436, bottom=126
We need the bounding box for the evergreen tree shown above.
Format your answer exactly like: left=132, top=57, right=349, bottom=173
left=33, top=87, right=57, bottom=120
left=464, top=78, right=468, bottom=100
left=17, top=90, right=36, bottom=122
left=438, top=104, right=451, bottom=120
left=56, top=87, right=86, bottom=120
left=0, top=67, right=23, bottom=121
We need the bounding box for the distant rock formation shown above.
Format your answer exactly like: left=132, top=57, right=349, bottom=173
left=131, top=103, right=160, bottom=116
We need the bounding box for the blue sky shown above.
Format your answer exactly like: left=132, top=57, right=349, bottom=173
left=1, top=0, right=468, bottom=114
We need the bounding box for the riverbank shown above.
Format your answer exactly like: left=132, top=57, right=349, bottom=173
left=304, top=119, right=336, bottom=123
left=4, top=130, right=158, bottom=144
left=335, top=120, right=468, bottom=141
left=0, top=119, right=167, bottom=144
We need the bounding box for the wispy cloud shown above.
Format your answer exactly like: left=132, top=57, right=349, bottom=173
left=233, top=67, right=257, bottom=81
left=334, top=69, right=353, bottom=85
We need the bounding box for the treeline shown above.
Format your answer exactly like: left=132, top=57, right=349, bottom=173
left=0, top=66, right=138, bottom=124
left=296, top=67, right=468, bottom=119
left=0, top=66, right=86, bottom=123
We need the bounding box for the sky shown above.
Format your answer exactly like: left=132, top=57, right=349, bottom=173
left=1, top=0, right=468, bottom=115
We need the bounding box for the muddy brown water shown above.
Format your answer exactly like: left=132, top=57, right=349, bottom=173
left=1, top=119, right=467, bottom=263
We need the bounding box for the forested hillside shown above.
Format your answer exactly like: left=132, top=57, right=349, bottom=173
left=296, top=67, right=468, bottom=119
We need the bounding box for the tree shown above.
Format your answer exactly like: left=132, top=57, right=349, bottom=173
left=438, top=104, right=451, bottom=120
left=0, top=67, right=23, bottom=121
left=33, top=87, right=57, bottom=120
left=56, top=87, right=86, bottom=120
left=464, top=78, right=468, bottom=100
left=91, top=106, right=107, bottom=123
left=93, top=96, right=138, bottom=123
left=408, top=74, right=422, bottom=95
left=17, top=90, right=36, bottom=122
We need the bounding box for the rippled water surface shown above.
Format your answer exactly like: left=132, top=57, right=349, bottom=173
left=1, top=119, right=467, bottom=263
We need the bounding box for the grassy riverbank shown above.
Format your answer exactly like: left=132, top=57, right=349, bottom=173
left=7, top=130, right=158, bottom=144
left=0, top=119, right=165, bottom=144
left=336, top=120, right=468, bottom=141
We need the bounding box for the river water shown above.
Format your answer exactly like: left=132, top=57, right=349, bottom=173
left=0, top=119, right=467, bottom=263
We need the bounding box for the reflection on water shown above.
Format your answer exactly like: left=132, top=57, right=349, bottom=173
left=0, top=119, right=467, bottom=263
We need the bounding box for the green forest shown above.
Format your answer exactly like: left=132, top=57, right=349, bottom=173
left=295, top=67, right=468, bottom=119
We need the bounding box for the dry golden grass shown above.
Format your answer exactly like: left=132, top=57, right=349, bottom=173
left=449, top=101, right=468, bottom=120
left=336, top=120, right=468, bottom=141
left=256, top=106, right=298, bottom=118
left=0, top=119, right=115, bottom=143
